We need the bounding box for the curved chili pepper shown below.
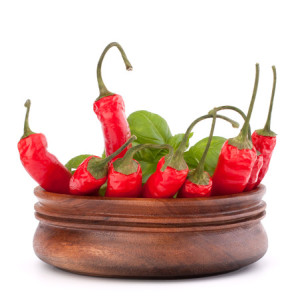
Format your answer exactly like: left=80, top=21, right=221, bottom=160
left=251, top=66, right=277, bottom=189
left=178, top=111, right=239, bottom=198
left=18, top=100, right=72, bottom=194
left=69, top=136, right=136, bottom=195
left=244, top=151, right=263, bottom=191
left=212, top=64, right=260, bottom=195
left=143, top=114, right=239, bottom=198
left=93, top=42, right=132, bottom=159
left=106, top=144, right=174, bottom=197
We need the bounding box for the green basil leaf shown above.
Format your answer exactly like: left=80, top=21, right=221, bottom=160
left=132, top=142, right=162, bottom=182
left=133, top=133, right=194, bottom=164
left=127, top=110, right=194, bottom=183
left=131, top=141, right=156, bottom=161
left=65, top=154, right=93, bottom=174
left=128, top=110, right=172, bottom=144
left=99, top=181, right=107, bottom=197
left=149, top=132, right=194, bottom=159
left=138, top=161, right=158, bottom=183
left=167, top=132, right=193, bottom=151
left=183, top=136, right=226, bottom=176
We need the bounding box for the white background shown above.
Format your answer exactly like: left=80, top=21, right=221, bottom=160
left=1, top=0, right=295, bottom=299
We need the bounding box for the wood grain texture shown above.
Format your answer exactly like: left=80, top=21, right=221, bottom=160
left=33, top=185, right=268, bottom=278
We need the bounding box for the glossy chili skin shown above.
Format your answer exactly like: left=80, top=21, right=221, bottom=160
left=245, top=152, right=263, bottom=191
left=106, top=159, right=142, bottom=197
left=252, top=131, right=276, bottom=188
left=212, top=141, right=257, bottom=195
left=69, top=156, right=106, bottom=195
left=93, top=94, right=131, bottom=159
left=18, top=133, right=72, bottom=194
left=142, top=157, right=189, bottom=198
left=178, top=174, right=212, bottom=198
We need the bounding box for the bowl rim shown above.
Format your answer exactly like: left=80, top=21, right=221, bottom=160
left=34, top=184, right=266, bottom=202
left=34, top=185, right=266, bottom=232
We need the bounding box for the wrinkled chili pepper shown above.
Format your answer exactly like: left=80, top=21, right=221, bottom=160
left=143, top=114, right=239, bottom=198
left=178, top=111, right=239, bottom=197
left=212, top=64, right=260, bottom=195
left=244, top=151, right=263, bottom=191
left=251, top=66, right=277, bottom=189
left=93, top=42, right=132, bottom=159
left=18, top=100, right=72, bottom=194
left=69, top=135, right=136, bottom=195
left=106, top=144, right=174, bottom=197
left=252, top=134, right=276, bottom=186
left=252, top=66, right=276, bottom=188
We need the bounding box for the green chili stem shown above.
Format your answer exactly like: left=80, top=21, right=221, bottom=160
left=169, top=114, right=239, bottom=170
left=263, top=66, right=276, bottom=133
left=209, top=105, right=251, bottom=138
left=240, top=63, right=260, bottom=140
left=227, top=64, right=260, bottom=149
left=104, top=135, right=137, bottom=163
left=21, top=99, right=35, bottom=139
left=193, top=111, right=217, bottom=178
left=175, top=114, right=239, bottom=156
left=113, top=143, right=174, bottom=175
left=87, top=135, right=137, bottom=179
left=96, top=42, right=133, bottom=99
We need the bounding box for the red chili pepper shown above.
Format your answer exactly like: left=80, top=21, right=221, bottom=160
left=244, top=151, right=263, bottom=191
left=252, top=133, right=276, bottom=187
left=18, top=100, right=72, bottom=194
left=179, top=178, right=213, bottom=198
left=212, top=64, right=260, bottom=195
left=93, top=42, right=132, bottom=159
left=142, top=156, right=188, bottom=198
left=106, top=144, right=174, bottom=197
left=143, top=114, right=239, bottom=198
left=106, top=160, right=142, bottom=198
left=69, top=135, right=136, bottom=195
left=178, top=111, right=239, bottom=198
left=251, top=66, right=277, bottom=189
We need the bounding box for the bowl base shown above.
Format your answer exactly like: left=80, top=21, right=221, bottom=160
left=33, top=222, right=268, bottom=279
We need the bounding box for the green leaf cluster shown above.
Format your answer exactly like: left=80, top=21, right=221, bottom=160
left=65, top=111, right=227, bottom=187
left=127, top=110, right=193, bottom=182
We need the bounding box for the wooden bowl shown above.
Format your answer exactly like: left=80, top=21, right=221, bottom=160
left=33, top=185, right=267, bottom=278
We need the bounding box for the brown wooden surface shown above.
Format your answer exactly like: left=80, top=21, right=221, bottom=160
left=33, top=185, right=268, bottom=278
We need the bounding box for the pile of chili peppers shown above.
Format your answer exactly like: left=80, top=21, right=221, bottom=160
left=18, top=42, right=277, bottom=198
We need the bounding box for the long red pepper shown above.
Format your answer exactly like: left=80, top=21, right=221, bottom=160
left=178, top=111, right=239, bottom=197
left=251, top=66, right=277, bottom=189
left=93, top=42, right=132, bottom=159
left=106, top=144, right=174, bottom=197
left=69, top=135, right=136, bottom=195
left=212, top=64, right=260, bottom=195
left=18, top=100, right=72, bottom=194
left=142, top=114, right=239, bottom=198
